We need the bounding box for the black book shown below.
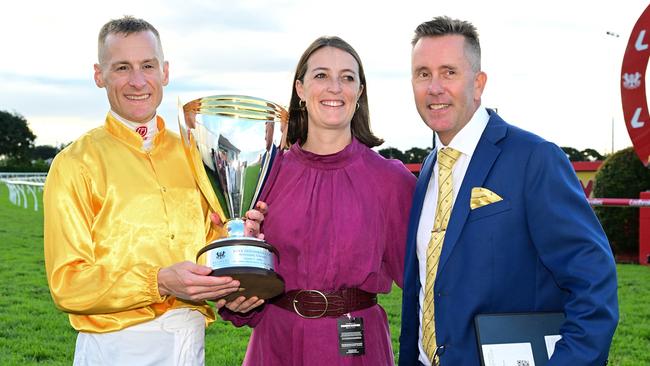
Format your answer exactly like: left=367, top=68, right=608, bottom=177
left=475, top=312, right=565, bottom=366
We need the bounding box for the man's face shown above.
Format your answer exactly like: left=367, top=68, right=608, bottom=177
left=94, top=31, right=169, bottom=123
left=411, top=35, right=486, bottom=145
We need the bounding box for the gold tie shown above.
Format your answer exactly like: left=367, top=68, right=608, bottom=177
left=422, top=147, right=461, bottom=363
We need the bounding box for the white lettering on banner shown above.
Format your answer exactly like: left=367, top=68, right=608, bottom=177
left=636, top=29, right=649, bottom=51
left=630, top=199, right=650, bottom=207
left=631, top=107, right=646, bottom=128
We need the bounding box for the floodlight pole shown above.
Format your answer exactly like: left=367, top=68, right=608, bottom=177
left=606, top=31, right=620, bottom=154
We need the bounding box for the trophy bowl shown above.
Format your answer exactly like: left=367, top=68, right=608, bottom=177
left=179, top=95, right=287, bottom=302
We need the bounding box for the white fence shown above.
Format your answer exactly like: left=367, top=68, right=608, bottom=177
left=0, top=172, right=47, bottom=211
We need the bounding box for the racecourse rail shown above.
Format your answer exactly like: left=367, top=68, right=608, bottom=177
left=588, top=198, right=650, bottom=207
left=0, top=172, right=47, bottom=211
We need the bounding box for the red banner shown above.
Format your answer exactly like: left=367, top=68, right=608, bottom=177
left=621, top=4, right=650, bottom=166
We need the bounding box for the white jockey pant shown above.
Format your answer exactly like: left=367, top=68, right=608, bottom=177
left=73, top=308, right=206, bottom=366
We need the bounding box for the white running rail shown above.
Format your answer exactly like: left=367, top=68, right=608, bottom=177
left=0, top=172, right=47, bottom=211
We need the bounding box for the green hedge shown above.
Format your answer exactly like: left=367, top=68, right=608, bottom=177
left=0, top=159, right=50, bottom=172
left=593, top=147, right=650, bottom=256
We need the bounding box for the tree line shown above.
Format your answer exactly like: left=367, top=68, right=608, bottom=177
left=378, top=146, right=606, bottom=164
left=0, top=110, right=65, bottom=172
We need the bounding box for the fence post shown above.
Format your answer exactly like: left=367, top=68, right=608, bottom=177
left=640, top=191, right=650, bottom=266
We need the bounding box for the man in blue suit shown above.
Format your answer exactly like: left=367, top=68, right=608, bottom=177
left=399, top=16, right=618, bottom=366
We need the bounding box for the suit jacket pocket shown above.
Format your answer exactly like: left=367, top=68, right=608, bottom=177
left=467, top=199, right=511, bottom=222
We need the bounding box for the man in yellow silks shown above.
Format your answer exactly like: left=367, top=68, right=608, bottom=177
left=43, top=16, right=263, bottom=365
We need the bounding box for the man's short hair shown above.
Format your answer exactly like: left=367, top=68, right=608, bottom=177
left=97, top=16, right=163, bottom=63
left=412, top=16, right=481, bottom=72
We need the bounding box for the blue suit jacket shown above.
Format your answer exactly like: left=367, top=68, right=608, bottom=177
left=399, top=111, right=618, bottom=366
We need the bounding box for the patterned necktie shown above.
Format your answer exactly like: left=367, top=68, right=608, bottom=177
left=422, top=147, right=461, bottom=363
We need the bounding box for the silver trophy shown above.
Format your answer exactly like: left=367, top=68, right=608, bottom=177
left=179, top=95, right=287, bottom=301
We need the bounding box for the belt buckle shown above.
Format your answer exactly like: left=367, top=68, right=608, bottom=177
left=292, top=289, right=328, bottom=319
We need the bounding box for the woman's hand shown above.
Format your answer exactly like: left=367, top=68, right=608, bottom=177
left=216, top=295, right=265, bottom=313
left=210, top=201, right=268, bottom=239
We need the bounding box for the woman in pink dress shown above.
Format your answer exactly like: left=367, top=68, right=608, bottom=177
left=221, top=36, right=416, bottom=366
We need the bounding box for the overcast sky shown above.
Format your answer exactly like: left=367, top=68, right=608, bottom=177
left=2, top=0, right=648, bottom=154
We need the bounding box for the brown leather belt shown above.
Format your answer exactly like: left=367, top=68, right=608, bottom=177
left=272, top=288, right=377, bottom=318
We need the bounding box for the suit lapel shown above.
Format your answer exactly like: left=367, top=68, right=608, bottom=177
left=437, top=113, right=508, bottom=275
left=405, top=150, right=437, bottom=295
left=412, top=151, right=437, bottom=228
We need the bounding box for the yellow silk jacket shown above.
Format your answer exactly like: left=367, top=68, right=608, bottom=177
left=44, top=113, right=225, bottom=333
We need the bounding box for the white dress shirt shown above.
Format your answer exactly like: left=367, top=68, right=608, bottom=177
left=416, top=106, right=489, bottom=365
left=110, top=110, right=158, bottom=151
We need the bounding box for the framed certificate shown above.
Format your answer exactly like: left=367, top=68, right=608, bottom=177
left=475, top=312, right=565, bottom=366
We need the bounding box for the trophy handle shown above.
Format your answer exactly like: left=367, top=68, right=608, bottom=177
left=177, top=98, right=227, bottom=222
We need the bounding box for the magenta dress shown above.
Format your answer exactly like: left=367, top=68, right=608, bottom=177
left=221, top=137, right=416, bottom=365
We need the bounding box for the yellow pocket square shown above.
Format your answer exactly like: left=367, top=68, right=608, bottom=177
left=470, top=187, right=503, bottom=210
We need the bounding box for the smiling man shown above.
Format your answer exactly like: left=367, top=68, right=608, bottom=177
left=95, top=27, right=167, bottom=127
left=43, top=16, right=263, bottom=365
left=399, top=16, right=619, bottom=366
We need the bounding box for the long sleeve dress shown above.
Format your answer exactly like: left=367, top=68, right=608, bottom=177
left=221, top=137, right=415, bottom=365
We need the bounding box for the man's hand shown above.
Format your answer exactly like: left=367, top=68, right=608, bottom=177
left=158, top=261, right=240, bottom=302
left=216, top=295, right=265, bottom=313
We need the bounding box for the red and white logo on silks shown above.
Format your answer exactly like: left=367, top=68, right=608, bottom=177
left=135, top=126, right=148, bottom=139
left=622, top=4, right=650, bottom=166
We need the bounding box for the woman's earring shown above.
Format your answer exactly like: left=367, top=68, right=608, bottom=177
left=299, top=100, right=306, bottom=109
left=356, top=102, right=360, bottom=111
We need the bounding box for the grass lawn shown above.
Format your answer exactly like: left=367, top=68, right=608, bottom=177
left=0, top=182, right=648, bottom=365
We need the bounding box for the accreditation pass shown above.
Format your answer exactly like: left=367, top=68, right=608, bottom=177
left=337, top=316, right=365, bottom=356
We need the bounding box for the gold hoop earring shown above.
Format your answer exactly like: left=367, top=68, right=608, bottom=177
left=299, top=100, right=306, bottom=109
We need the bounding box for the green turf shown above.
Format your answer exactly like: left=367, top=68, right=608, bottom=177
left=608, top=264, right=650, bottom=366
left=0, top=182, right=647, bottom=365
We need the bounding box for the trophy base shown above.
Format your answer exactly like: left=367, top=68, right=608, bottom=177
left=211, top=267, right=284, bottom=302
left=196, top=237, right=285, bottom=302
